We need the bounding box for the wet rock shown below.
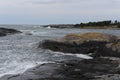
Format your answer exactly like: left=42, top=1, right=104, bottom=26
left=90, top=39, right=120, bottom=57
left=0, top=28, right=22, bottom=37
left=93, top=74, right=120, bottom=80
left=106, top=39, right=120, bottom=53
left=40, top=40, right=106, bottom=55
left=24, top=31, right=32, bottom=35
left=39, top=32, right=120, bottom=57
left=1, top=58, right=120, bottom=80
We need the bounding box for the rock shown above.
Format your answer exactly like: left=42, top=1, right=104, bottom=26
left=1, top=58, right=120, bottom=80
left=25, top=32, right=32, bottom=35
left=9, top=32, right=118, bottom=80
left=0, top=32, right=7, bottom=36
left=39, top=32, right=120, bottom=57
left=40, top=40, right=107, bottom=55
left=106, top=39, right=120, bottom=53
left=94, top=74, right=120, bottom=80
left=61, top=32, right=118, bottom=44
left=0, top=27, right=22, bottom=37
left=97, top=39, right=120, bottom=57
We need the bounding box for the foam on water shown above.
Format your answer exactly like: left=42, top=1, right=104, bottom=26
left=47, top=26, right=51, bottom=29
left=0, top=25, right=120, bottom=78
left=0, top=61, right=52, bottom=77
left=52, top=51, right=93, bottom=59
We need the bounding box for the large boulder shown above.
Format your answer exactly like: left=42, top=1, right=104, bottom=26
left=39, top=32, right=120, bottom=57
left=0, top=28, right=22, bottom=37
left=40, top=40, right=107, bottom=55
left=60, top=32, right=118, bottom=44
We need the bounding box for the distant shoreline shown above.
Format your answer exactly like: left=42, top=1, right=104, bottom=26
left=43, top=20, right=120, bottom=29
left=43, top=25, right=120, bottom=29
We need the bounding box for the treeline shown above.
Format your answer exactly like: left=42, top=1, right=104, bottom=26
left=74, top=20, right=120, bottom=28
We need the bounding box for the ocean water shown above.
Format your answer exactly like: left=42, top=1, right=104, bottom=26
left=0, top=25, right=120, bottom=77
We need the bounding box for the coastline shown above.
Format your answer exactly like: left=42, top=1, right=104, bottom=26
left=0, top=27, right=120, bottom=80
left=43, top=25, right=120, bottom=29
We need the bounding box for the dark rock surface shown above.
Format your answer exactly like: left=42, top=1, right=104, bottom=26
left=1, top=58, right=120, bottom=80
left=106, top=39, right=120, bottom=53
left=39, top=32, right=120, bottom=57
left=40, top=40, right=105, bottom=55
left=39, top=39, right=120, bottom=57
left=0, top=28, right=21, bottom=37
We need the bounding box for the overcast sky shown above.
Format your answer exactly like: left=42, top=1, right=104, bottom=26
left=0, top=0, right=120, bottom=24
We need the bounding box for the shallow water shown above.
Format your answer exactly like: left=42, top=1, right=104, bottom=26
left=0, top=25, right=120, bottom=77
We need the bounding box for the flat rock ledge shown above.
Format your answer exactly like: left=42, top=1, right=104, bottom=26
left=0, top=27, right=22, bottom=37
left=1, top=57, right=120, bottom=80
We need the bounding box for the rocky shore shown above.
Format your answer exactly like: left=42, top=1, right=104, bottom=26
left=1, top=57, right=120, bottom=80
left=40, top=32, right=120, bottom=57
left=0, top=27, right=21, bottom=37
left=1, top=32, right=120, bottom=80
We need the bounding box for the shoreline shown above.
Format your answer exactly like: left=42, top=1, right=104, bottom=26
left=0, top=27, right=120, bottom=80
left=43, top=25, right=120, bottom=29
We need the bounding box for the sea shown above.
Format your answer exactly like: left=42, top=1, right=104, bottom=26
left=0, top=25, right=120, bottom=77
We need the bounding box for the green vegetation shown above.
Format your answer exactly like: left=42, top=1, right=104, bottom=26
left=74, top=20, right=120, bottom=28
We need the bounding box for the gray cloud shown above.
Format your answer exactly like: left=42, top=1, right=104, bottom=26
left=0, top=0, right=120, bottom=24
left=27, top=0, right=75, bottom=4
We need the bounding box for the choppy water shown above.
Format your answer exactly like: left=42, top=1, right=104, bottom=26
left=0, top=25, right=120, bottom=77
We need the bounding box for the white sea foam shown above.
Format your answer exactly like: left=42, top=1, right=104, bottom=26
left=47, top=26, right=51, bottom=29
left=51, top=51, right=93, bottom=59
left=0, top=61, right=52, bottom=77
left=74, top=54, right=93, bottom=59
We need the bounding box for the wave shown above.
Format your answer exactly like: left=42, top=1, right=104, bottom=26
left=0, top=61, right=53, bottom=77
left=48, top=50, right=93, bottom=59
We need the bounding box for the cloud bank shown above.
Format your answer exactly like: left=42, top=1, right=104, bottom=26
left=0, top=0, right=120, bottom=24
